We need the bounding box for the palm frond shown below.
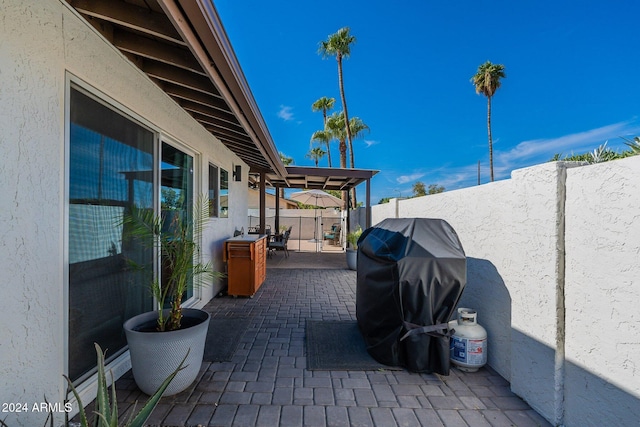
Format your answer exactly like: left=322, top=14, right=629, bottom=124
left=318, top=27, right=356, bottom=59
left=622, top=136, right=640, bottom=154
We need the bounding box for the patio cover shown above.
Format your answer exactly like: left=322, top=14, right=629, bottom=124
left=66, top=0, right=378, bottom=230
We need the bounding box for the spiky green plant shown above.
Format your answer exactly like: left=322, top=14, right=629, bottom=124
left=64, top=343, right=186, bottom=427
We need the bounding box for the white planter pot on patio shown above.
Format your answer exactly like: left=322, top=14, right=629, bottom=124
left=346, top=248, right=357, bottom=270
left=123, top=308, right=210, bottom=396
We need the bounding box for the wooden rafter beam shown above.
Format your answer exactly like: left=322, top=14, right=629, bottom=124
left=70, top=0, right=185, bottom=45
left=178, top=100, right=241, bottom=129
left=113, top=30, right=205, bottom=75
left=142, top=60, right=218, bottom=96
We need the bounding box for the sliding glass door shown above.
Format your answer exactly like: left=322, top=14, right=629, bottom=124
left=68, top=88, right=154, bottom=382
left=161, top=142, right=194, bottom=301
left=68, top=87, right=196, bottom=383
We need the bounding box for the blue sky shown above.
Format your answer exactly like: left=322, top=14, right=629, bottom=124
left=215, top=0, right=640, bottom=203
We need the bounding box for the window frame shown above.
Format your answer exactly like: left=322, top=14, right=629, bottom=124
left=208, top=162, right=220, bottom=218
left=219, top=167, right=229, bottom=218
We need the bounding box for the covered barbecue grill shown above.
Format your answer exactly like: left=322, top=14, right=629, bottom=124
left=356, top=218, right=466, bottom=375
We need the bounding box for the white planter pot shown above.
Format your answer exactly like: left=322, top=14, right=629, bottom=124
left=346, top=248, right=357, bottom=270
left=123, top=308, right=210, bottom=396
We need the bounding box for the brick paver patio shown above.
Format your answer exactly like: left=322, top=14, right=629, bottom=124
left=109, top=253, right=550, bottom=426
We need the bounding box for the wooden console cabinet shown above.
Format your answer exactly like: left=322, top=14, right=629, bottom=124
left=223, top=234, right=267, bottom=297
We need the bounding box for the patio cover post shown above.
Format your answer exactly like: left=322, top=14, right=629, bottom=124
left=259, top=171, right=266, bottom=234
left=366, top=178, right=371, bottom=229
left=346, top=202, right=351, bottom=238
left=275, top=185, right=280, bottom=234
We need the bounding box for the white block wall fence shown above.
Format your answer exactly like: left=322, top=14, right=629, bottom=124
left=352, top=157, right=640, bottom=426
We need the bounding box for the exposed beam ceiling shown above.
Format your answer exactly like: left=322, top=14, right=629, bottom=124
left=66, top=0, right=280, bottom=173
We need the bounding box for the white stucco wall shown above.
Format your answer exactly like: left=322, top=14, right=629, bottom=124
left=1, top=3, right=67, bottom=426
left=1, top=1, right=248, bottom=425
left=353, top=158, right=639, bottom=425
left=563, top=155, right=640, bottom=426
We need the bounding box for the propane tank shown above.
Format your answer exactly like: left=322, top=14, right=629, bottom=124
left=450, top=308, right=487, bottom=372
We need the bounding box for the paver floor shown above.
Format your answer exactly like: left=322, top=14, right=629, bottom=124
left=110, top=255, right=551, bottom=426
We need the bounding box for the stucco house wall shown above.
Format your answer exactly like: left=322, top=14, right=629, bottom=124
left=0, top=1, right=248, bottom=425
left=352, top=157, right=640, bottom=426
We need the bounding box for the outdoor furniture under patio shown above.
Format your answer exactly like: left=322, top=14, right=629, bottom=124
left=323, top=223, right=341, bottom=245
left=268, top=227, right=291, bottom=258
left=248, top=225, right=271, bottom=236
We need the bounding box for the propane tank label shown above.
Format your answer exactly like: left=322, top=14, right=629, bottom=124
left=450, top=337, right=487, bottom=365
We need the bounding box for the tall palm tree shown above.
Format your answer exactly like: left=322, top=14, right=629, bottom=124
left=472, top=61, right=506, bottom=182
left=319, top=28, right=356, bottom=166
left=306, top=147, right=327, bottom=167
left=311, top=97, right=336, bottom=166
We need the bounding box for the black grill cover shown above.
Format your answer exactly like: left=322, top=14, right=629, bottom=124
left=356, top=218, right=466, bottom=375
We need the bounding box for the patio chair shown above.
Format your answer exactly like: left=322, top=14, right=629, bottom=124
left=268, top=228, right=291, bottom=258
left=323, top=223, right=341, bottom=245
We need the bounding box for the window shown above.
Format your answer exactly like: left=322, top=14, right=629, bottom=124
left=220, top=168, right=229, bottom=218
left=208, top=163, right=219, bottom=217
left=68, top=87, right=154, bottom=382
left=161, top=142, right=194, bottom=300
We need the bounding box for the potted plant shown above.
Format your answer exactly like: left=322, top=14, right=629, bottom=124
left=121, top=197, right=223, bottom=396
left=346, top=225, right=362, bottom=270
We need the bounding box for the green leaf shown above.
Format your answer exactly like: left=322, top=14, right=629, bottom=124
left=63, top=375, right=89, bottom=427
left=94, top=344, right=112, bottom=426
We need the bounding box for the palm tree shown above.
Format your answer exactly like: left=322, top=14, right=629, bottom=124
left=472, top=61, right=506, bottom=182
left=306, top=147, right=327, bottom=167
left=312, top=97, right=336, bottom=166
left=310, top=129, right=333, bottom=166
left=319, top=28, right=356, bottom=166
left=326, top=112, right=368, bottom=207
left=326, top=112, right=349, bottom=209
left=279, top=152, right=294, bottom=166
left=345, top=116, right=369, bottom=208
left=326, top=112, right=348, bottom=169
left=347, top=116, right=369, bottom=170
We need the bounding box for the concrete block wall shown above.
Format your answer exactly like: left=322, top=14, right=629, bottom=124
left=352, top=157, right=640, bottom=426
left=563, top=156, right=640, bottom=426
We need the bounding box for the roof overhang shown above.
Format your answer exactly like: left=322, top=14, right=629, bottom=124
left=66, top=0, right=286, bottom=176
